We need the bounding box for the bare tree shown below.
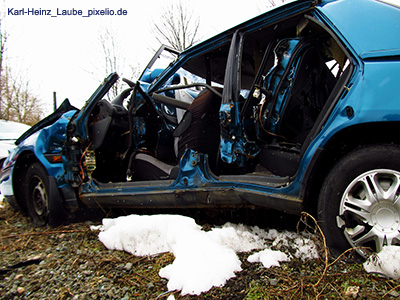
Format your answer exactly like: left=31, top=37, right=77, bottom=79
left=0, top=15, right=44, bottom=125
left=98, top=27, right=122, bottom=99
left=92, top=26, right=140, bottom=100
left=1, top=66, right=43, bottom=125
left=267, top=0, right=288, bottom=8
left=0, top=19, right=7, bottom=118
left=153, top=1, right=200, bottom=51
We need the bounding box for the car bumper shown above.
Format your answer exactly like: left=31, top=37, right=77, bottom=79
left=0, top=165, right=14, bottom=197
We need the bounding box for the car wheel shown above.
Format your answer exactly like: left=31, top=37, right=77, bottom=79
left=318, top=144, right=400, bottom=258
left=25, top=162, right=49, bottom=226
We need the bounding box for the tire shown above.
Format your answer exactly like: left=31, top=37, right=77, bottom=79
left=25, top=162, right=49, bottom=226
left=318, top=144, right=400, bottom=258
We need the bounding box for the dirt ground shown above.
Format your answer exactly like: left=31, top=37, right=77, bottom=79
left=1, top=202, right=400, bottom=299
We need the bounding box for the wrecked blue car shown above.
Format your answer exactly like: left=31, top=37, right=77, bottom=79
left=1, top=0, right=400, bottom=257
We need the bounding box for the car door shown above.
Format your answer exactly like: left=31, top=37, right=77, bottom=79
left=63, top=72, right=119, bottom=186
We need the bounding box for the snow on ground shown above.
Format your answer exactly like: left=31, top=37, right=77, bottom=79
left=2, top=196, right=400, bottom=293
left=247, top=248, right=290, bottom=268
left=364, top=246, right=400, bottom=279
left=93, top=214, right=319, bottom=295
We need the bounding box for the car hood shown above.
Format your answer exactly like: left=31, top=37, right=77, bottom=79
left=317, top=0, right=400, bottom=59
left=16, top=99, right=78, bottom=145
left=0, top=140, right=17, bottom=159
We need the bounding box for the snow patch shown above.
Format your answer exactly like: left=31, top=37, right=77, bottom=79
left=98, top=214, right=200, bottom=256
left=248, top=248, right=290, bottom=268
left=94, top=214, right=319, bottom=295
left=206, top=222, right=268, bottom=252
left=159, top=228, right=242, bottom=295
left=364, top=246, right=400, bottom=279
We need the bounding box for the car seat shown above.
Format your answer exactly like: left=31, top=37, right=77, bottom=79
left=258, top=36, right=342, bottom=176
left=128, top=88, right=222, bottom=181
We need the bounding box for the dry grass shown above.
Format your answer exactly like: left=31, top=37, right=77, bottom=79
left=1, top=203, right=399, bottom=299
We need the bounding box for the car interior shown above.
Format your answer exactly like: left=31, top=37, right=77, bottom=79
left=87, top=13, right=352, bottom=184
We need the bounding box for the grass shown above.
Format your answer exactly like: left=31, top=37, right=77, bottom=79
left=1, top=202, right=400, bottom=299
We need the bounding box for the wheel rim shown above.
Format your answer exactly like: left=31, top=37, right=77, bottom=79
left=31, top=175, right=48, bottom=217
left=337, top=169, right=400, bottom=257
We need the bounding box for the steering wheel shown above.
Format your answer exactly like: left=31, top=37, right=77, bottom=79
left=122, top=77, right=136, bottom=88
left=111, top=88, right=133, bottom=108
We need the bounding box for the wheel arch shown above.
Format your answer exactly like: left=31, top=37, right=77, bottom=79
left=302, top=121, right=400, bottom=214
left=12, top=151, right=76, bottom=226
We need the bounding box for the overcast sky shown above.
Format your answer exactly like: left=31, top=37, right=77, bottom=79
left=1, top=0, right=279, bottom=113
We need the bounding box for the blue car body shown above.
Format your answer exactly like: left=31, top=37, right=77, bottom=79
left=1, top=0, right=400, bottom=255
